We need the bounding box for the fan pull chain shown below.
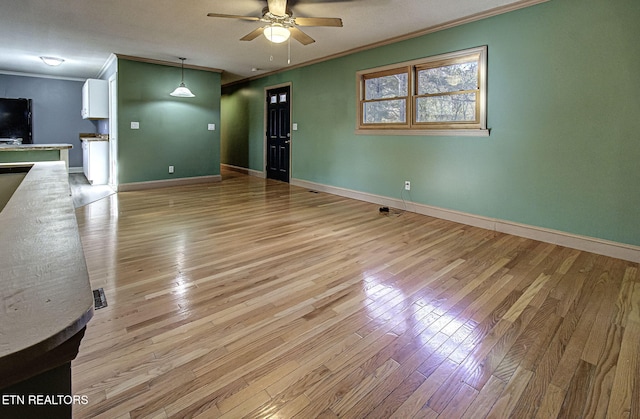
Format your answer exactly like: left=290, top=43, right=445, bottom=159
left=270, top=36, right=274, bottom=62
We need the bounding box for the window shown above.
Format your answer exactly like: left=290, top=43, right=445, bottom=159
left=357, top=46, right=488, bottom=136
left=362, top=68, right=409, bottom=126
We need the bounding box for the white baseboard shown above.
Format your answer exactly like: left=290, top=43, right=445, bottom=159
left=68, top=166, right=83, bottom=174
left=291, top=177, right=640, bottom=263
left=118, top=175, right=221, bottom=192
left=221, top=163, right=265, bottom=178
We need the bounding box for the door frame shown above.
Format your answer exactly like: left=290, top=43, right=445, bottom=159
left=263, top=82, right=292, bottom=181
left=108, top=72, right=118, bottom=190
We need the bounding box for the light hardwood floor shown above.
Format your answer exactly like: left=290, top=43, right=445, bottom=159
left=72, top=169, right=640, bottom=418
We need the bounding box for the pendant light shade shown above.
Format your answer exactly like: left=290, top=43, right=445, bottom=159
left=170, top=82, right=195, bottom=98
left=263, top=24, right=290, bottom=43
left=170, top=58, right=195, bottom=98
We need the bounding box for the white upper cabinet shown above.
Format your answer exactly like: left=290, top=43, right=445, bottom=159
left=82, top=79, right=108, bottom=119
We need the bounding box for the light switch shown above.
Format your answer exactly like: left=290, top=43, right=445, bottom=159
left=292, top=123, right=298, bottom=131
left=131, top=121, right=140, bottom=129
left=208, top=123, right=216, bottom=131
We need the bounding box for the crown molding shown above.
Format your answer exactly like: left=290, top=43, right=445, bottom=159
left=97, top=53, right=118, bottom=79
left=0, top=70, right=86, bottom=82
left=115, top=54, right=223, bottom=73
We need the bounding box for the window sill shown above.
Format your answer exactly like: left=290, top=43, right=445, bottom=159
left=355, top=128, right=490, bottom=137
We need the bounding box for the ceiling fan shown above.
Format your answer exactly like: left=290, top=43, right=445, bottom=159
left=207, top=0, right=344, bottom=45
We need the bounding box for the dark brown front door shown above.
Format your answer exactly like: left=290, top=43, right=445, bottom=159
left=266, top=86, right=290, bottom=182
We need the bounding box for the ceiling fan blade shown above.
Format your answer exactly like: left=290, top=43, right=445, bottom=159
left=240, top=27, right=265, bottom=41
left=294, top=17, right=343, bottom=27
left=289, top=27, right=315, bottom=45
left=267, top=0, right=288, bottom=16
left=207, top=13, right=261, bottom=21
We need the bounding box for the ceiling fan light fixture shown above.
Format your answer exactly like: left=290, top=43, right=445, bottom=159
left=263, top=24, right=290, bottom=43
left=170, top=57, right=195, bottom=98
left=40, top=56, right=65, bottom=66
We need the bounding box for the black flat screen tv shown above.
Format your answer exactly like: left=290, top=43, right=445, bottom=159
left=0, top=98, right=33, bottom=144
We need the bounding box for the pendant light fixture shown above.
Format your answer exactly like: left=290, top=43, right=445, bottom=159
left=170, top=57, right=195, bottom=98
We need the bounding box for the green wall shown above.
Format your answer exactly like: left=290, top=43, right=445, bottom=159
left=0, top=150, right=60, bottom=164
left=118, top=59, right=221, bottom=184
left=221, top=83, right=267, bottom=172
left=221, top=0, right=640, bottom=247
left=220, top=87, right=253, bottom=168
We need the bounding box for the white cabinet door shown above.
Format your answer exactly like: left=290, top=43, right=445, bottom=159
left=82, top=140, right=109, bottom=185
left=82, top=140, right=89, bottom=179
left=82, top=79, right=109, bottom=119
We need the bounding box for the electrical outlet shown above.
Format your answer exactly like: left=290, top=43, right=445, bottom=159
left=404, top=180, right=411, bottom=191
left=169, top=165, right=174, bottom=174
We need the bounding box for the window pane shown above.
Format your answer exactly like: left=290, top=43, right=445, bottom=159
left=417, top=62, right=478, bottom=95
left=363, top=99, right=406, bottom=124
left=416, top=93, right=476, bottom=123
left=365, top=73, right=408, bottom=100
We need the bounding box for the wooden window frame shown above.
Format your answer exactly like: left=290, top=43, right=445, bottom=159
left=360, top=67, right=410, bottom=128
left=356, top=46, right=488, bottom=137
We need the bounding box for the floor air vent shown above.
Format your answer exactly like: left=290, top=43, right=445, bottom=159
left=93, top=288, right=108, bottom=310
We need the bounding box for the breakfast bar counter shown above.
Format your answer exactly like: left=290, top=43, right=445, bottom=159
left=0, top=161, right=93, bottom=416
left=0, top=143, right=73, bottom=170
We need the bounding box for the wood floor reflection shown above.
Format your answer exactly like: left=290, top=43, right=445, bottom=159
left=72, top=169, right=640, bottom=418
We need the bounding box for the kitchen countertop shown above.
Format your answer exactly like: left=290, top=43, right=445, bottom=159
left=0, top=161, right=93, bottom=388
left=0, top=143, right=73, bottom=151
left=80, top=137, right=109, bottom=142
left=80, top=134, right=109, bottom=142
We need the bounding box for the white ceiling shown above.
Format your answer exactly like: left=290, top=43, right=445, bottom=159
left=0, top=0, right=537, bottom=85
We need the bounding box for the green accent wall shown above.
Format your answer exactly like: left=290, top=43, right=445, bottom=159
left=221, top=84, right=266, bottom=171
left=220, top=87, right=252, bottom=168
left=221, top=0, right=640, bottom=247
left=0, top=150, right=60, bottom=164
left=117, top=59, right=221, bottom=184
